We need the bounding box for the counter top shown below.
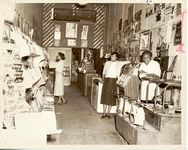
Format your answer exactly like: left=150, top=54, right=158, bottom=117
left=78, top=71, right=97, bottom=74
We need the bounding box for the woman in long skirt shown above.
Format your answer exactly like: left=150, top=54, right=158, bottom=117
left=49, top=52, right=67, bottom=104
left=101, top=52, right=130, bottom=118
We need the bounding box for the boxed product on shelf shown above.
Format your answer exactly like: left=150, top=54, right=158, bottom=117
left=1, top=22, right=56, bottom=131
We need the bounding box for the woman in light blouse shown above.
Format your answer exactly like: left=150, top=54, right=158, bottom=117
left=101, top=52, right=130, bottom=118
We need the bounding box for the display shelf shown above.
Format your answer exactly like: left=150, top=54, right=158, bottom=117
left=144, top=104, right=181, bottom=131
left=77, top=72, right=98, bottom=97
left=0, top=21, right=61, bottom=146
left=115, top=113, right=158, bottom=145
left=115, top=105, right=181, bottom=144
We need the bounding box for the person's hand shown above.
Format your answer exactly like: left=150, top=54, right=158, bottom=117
left=139, top=70, right=146, bottom=74
left=145, top=73, right=160, bottom=79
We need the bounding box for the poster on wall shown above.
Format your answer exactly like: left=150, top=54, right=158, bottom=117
left=54, top=31, right=61, bottom=40
left=81, top=25, right=89, bottom=40
left=154, top=4, right=162, bottom=21
left=55, top=24, right=61, bottom=32
left=146, top=4, right=154, bottom=17
left=81, top=39, right=88, bottom=47
left=135, top=10, right=142, bottom=32
left=66, top=23, right=78, bottom=38
left=139, top=30, right=151, bottom=51
left=123, top=19, right=128, bottom=32
left=54, top=24, right=61, bottom=46
left=163, top=3, right=175, bottom=21
left=157, top=25, right=167, bottom=46
left=176, top=3, right=181, bottom=16
left=67, top=39, right=76, bottom=46
left=128, top=4, right=134, bottom=24
left=54, top=24, right=61, bottom=39
left=173, top=21, right=182, bottom=46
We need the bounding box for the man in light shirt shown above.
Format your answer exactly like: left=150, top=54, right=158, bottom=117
left=139, top=51, right=161, bottom=101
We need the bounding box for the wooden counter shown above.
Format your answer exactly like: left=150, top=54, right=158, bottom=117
left=77, top=72, right=98, bottom=98
left=90, top=78, right=117, bottom=113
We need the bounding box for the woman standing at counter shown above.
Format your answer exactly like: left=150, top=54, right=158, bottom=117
left=49, top=52, right=67, bottom=105
left=101, top=52, right=130, bottom=118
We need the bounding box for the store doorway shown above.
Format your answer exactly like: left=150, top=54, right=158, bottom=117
left=71, top=48, right=82, bottom=83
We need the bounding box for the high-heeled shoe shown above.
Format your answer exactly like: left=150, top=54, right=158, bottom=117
left=61, top=98, right=67, bottom=104
left=106, top=113, right=112, bottom=119
left=57, top=100, right=62, bottom=105
left=100, top=113, right=107, bottom=119
left=63, top=100, right=68, bottom=104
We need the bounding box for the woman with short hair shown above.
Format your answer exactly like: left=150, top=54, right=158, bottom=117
left=101, top=52, right=130, bottom=118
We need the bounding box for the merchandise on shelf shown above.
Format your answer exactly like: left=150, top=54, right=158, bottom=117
left=1, top=23, right=51, bottom=129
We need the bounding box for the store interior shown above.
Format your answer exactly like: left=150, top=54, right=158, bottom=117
left=0, top=2, right=184, bottom=147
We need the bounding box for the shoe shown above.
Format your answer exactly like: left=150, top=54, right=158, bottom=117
left=61, top=98, right=67, bottom=104
left=57, top=100, right=62, bottom=105
left=100, top=113, right=106, bottom=119
left=106, top=114, right=112, bottom=119
left=63, top=100, right=68, bottom=104
left=47, top=135, right=56, bottom=142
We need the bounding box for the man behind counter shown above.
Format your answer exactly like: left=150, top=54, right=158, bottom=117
left=139, top=51, right=161, bottom=102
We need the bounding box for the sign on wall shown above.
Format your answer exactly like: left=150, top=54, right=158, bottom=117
left=81, top=39, right=88, bottom=47
left=67, top=39, right=76, bottom=46
left=65, top=23, right=78, bottom=38
left=81, top=25, right=89, bottom=40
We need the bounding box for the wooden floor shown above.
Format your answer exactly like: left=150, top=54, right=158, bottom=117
left=49, top=83, right=126, bottom=145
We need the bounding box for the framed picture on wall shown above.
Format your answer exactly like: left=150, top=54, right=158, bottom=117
left=139, top=30, right=151, bottom=51
left=66, top=23, right=78, bottom=38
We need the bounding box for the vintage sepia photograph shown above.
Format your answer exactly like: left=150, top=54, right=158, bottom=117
left=0, top=0, right=186, bottom=149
